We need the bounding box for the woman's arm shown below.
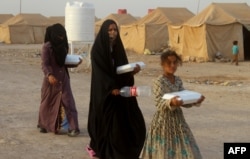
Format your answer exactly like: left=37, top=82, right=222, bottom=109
left=41, top=44, right=53, bottom=77
left=92, top=50, right=119, bottom=94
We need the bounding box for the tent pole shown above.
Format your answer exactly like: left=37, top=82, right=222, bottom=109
left=20, top=0, right=22, bottom=14
left=196, top=0, right=201, bottom=14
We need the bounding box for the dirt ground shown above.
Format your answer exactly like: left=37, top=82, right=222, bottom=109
left=0, top=44, right=250, bottom=159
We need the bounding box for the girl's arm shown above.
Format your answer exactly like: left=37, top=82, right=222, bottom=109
left=41, top=44, right=53, bottom=77
left=153, top=78, right=178, bottom=111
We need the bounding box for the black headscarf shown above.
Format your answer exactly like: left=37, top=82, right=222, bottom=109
left=44, top=26, right=52, bottom=43
left=92, top=19, right=129, bottom=69
left=45, top=23, right=69, bottom=67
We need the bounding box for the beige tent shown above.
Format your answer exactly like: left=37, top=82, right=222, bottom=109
left=168, top=3, right=250, bottom=61
left=0, top=13, right=51, bottom=44
left=95, top=13, right=137, bottom=35
left=0, top=14, right=14, bottom=24
left=49, top=16, right=65, bottom=26
left=120, top=7, right=194, bottom=54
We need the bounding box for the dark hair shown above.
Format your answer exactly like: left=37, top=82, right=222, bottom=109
left=233, top=41, right=238, bottom=45
left=161, top=50, right=182, bottom=65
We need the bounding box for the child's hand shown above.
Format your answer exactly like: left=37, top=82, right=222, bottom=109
left=48, top=75, right=58, bottom=85
left=133, top=64, right=141, bottom=75
left=197, top=95, right=205, bottom=104
left=170, top=96, right=183, bottom=107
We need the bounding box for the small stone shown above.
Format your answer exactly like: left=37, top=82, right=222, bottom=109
left=205, top=80, right=211, bottom=85
left=144, top=49, right=151, bottom=55
left=183, top=56, right=190, bottom=62
left=10, top=140, right=20, bottom=145
left=0, top=139, right=6, bottom=144
left=189, top=56, right=196, bottom=62
left=196, top=57, right=205, bottom=63
left=195, top=81, right=200, bottom=84
left=223, top=81, right=230, bottom=86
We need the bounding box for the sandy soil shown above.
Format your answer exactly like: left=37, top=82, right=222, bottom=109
left=0, top=44, right=250, bottom=159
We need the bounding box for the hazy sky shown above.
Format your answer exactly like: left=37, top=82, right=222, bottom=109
left=0, top=0, right=249, bottom=18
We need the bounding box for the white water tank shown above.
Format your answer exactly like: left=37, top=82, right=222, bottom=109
left=65, top=1, right=95, bottom=42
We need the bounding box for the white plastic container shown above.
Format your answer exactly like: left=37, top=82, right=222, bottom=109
left=116, top=62, right=145, bottom=74
left=65, top=54, right=83, bottom=65
left=162, top=90, right=201, bottom=105
left=65, top=2, right=95, bottom=42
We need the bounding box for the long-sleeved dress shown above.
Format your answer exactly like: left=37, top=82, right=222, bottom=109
left=38, top=42, right=79, bottom=133
left=141, top=75, right=202, bottom=159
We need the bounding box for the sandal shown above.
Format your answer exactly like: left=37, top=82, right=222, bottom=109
left=67, top=129, right=80, bottom=137
left=40, top=128, right=48, bottom=133
left=86, top=145, right=96, bottom=158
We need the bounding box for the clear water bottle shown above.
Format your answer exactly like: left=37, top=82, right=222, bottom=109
left=120, top=86, right=151, bottom=97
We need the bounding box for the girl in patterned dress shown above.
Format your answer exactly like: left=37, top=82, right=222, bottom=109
left=141, top=50, right=205, bottom=159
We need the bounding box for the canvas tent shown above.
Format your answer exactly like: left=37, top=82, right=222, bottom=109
left=0, top=14, right=14, bottom=24
left=168, top=3, right=250, bottom=61
left=95, top=13, right=137, bottom=35
left=0, top=13, right=51, bottom=44
left=120, top=7, right=194, bottom=54
left=49, top=16, right=65, bottom=26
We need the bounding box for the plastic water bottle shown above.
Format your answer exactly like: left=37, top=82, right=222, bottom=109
left=120, top=86, right=151, bottom=97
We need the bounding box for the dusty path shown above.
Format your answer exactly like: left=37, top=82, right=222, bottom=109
left=0, top=45, right=250, bottom=159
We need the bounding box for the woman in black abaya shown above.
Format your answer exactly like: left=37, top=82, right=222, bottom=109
left=87, top=19, right=146, bottom=159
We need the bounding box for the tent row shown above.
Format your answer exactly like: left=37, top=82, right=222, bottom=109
left=120, top=8, right=194, bottom=54
left=0, top=14, right=51, bottom=44
left=95, top=8, right=194, bottom=54
left=1, top=3, right=250, bottom=62
left=168, top=3, right=250, bottom=61
left=0, top=14, right=99, bottom=44
left=0, top=8, right=195, bottom=46
left=0, top=14, right=66, bottom=44
left=97, top=3, right=250, bottom=61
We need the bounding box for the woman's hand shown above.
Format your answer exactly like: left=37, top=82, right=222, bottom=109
left=48, top=75, right=58, bottom=85
left=133, top=64, right=141, bottom=75
left=170, top=96, right=183, bottom=107
left=77, top=58, right=83, bottom=66
left=112, top=89, right=120, bottom=96
left=197, top=95, right=205, bottom=104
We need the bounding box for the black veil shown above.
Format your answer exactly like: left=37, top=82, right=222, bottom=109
left=88, top=19, right=146, bottom=159
left=45, top=23, right=69, bottom=67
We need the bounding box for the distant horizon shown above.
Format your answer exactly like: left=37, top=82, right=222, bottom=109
left=0, top=0, right=249, bottom=18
